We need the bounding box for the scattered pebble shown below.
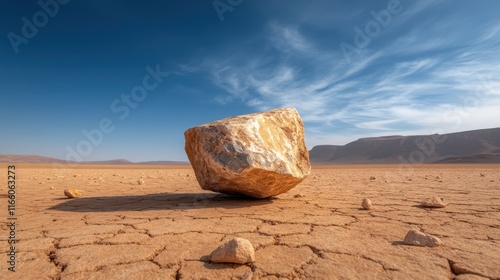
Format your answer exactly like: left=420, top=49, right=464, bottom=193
left=138, top=180, right=145, bottom=185
left=64, top=188, right=84, bottom=198
left=50, top=186, right=54, bottom=190
left=480, top=173, right=485, bottom=177
left=293, top=194, right=305, bottom=198
left=403, top=229, right=442, bottom=247
left=369, top=176, right=376, bottom=180
left=420, top=197, right=447, bottom=208
left=361, top=198, right=372, bottom=210
left=47, top=177, right=51, bottom=180
left=209, top=237, right=255, bottom=264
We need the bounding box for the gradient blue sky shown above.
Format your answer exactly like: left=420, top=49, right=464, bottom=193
left=1, top=0, right=499, bottom=162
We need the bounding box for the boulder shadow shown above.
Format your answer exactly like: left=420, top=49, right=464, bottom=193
left=49, top=192, right=275, bottom=212
left=199, top=256, right=248, bottom=269
left=391, top=241, right=408, bottom=246
left=411, top=204, right=437, bottom=210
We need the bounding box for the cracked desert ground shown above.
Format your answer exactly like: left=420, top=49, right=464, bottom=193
left=1, top=164, right=499, bottom=280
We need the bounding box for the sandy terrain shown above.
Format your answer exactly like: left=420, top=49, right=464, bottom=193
left=0, top=164, right=499, bottom=279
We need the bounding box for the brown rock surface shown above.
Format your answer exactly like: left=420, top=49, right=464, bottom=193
left=361, top=198, right=372, bottom=210
left=1, top=163, right=499, bottom=279
left=421, top=196, right=448, bottom=208
left=209, top=237, right=255, bottom=264
left=64, top=188, right=84, bottom=198
left=184, top=107, right=311, bottom=198
left=403, top=229, right=442, bottom=247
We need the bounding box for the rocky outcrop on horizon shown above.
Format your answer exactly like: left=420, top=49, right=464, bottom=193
left=309, top=127, right=500, bottom=164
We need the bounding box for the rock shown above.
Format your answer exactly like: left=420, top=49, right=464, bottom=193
left=209, top=237, right=255, bottom=264
left=138, top=180, right=145, bottom=185
left=480, top=173, right=485, bottom=177
left=361, top=198, right=372, bottom=210
left=64, top=188, right=84, bottom=198
left=369, top=176, right=376, bottom=180
left=420, top=197, right=447, bottom=208
left=184, top=108, right=311, bottom=198
left=294, top=194, right=305, bottom=198
left=403, top=229, right=442, bottom=247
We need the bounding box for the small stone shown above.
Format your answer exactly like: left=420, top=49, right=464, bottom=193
left=435, top=176, right=441, bottom=179
left=420, top=197, right=447, bottom=208
left=480, top=173, right=485, bottom=177
left=369, top=176, right=376, bottom=180
left=209, top=237, right=255, bottom=264
left=490, top=180, right=495, bottom=182
left=47, top=177, right=51, bottom=180
left=138, top=180, right=145, bottom=185
left=64, top=188, right=84, bottom=198
left=361, top=198, right=372, bottom=210
left=403, top=229, right=442, bottom=247
left=293, top=194, right=305, bottom=198
left=50, top=186, right=54, bottom=190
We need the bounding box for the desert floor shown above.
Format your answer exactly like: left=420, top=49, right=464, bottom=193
left=0, top=164, right=499, bottom=280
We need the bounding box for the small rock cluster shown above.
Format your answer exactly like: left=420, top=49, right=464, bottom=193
left=357, top=196, right=447, bottom=246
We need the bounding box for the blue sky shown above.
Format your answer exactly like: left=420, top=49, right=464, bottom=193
left=1, top=0, right=499, bottom=162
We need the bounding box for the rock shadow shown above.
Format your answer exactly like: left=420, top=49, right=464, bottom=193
left=49, top=192, right=275, bottom=212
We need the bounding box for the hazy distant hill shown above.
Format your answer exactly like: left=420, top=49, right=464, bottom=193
left=0, top=155, right=67, bottom=164
left=309, top=127, right=500, bottom=164
left=0, top=155, right=187, bottom=165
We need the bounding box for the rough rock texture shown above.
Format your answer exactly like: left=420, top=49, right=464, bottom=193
left=403, top=229, right=442, bottom=247
left=63, top=188, right=84, bottom=198
left=184, top=108, right=311, bottom=198
left=361, top=198, right=372, bottom=210
left=209, top=237, right=255, bottom=264
left=421, top=196, right=447, bottom=208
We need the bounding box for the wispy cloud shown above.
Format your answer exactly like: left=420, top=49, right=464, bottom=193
left=188, top=9, right=500, bottom=146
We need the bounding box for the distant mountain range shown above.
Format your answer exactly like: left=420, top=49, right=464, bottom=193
left=309, top=127, right=500, bottom=164
left=0, top=154, right=187, bottom=165
left=2, top=127, right=499, bottom=165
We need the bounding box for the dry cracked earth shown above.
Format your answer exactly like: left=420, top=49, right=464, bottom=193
left=0, top=164, right=499, bottom=279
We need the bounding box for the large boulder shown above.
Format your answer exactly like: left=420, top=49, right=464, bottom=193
left=184, top=108, right=311, bottom=198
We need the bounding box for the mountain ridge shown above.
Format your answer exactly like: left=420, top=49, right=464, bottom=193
left=309, top=127, right=500, bottom=164
left=0, top=154, right=188, bottom=165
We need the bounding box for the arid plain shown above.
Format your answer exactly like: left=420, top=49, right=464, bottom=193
left=0, top=164, right=499, bottom=279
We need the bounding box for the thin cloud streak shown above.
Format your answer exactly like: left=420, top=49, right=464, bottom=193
left=190, top=13, right=500, bottom=146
